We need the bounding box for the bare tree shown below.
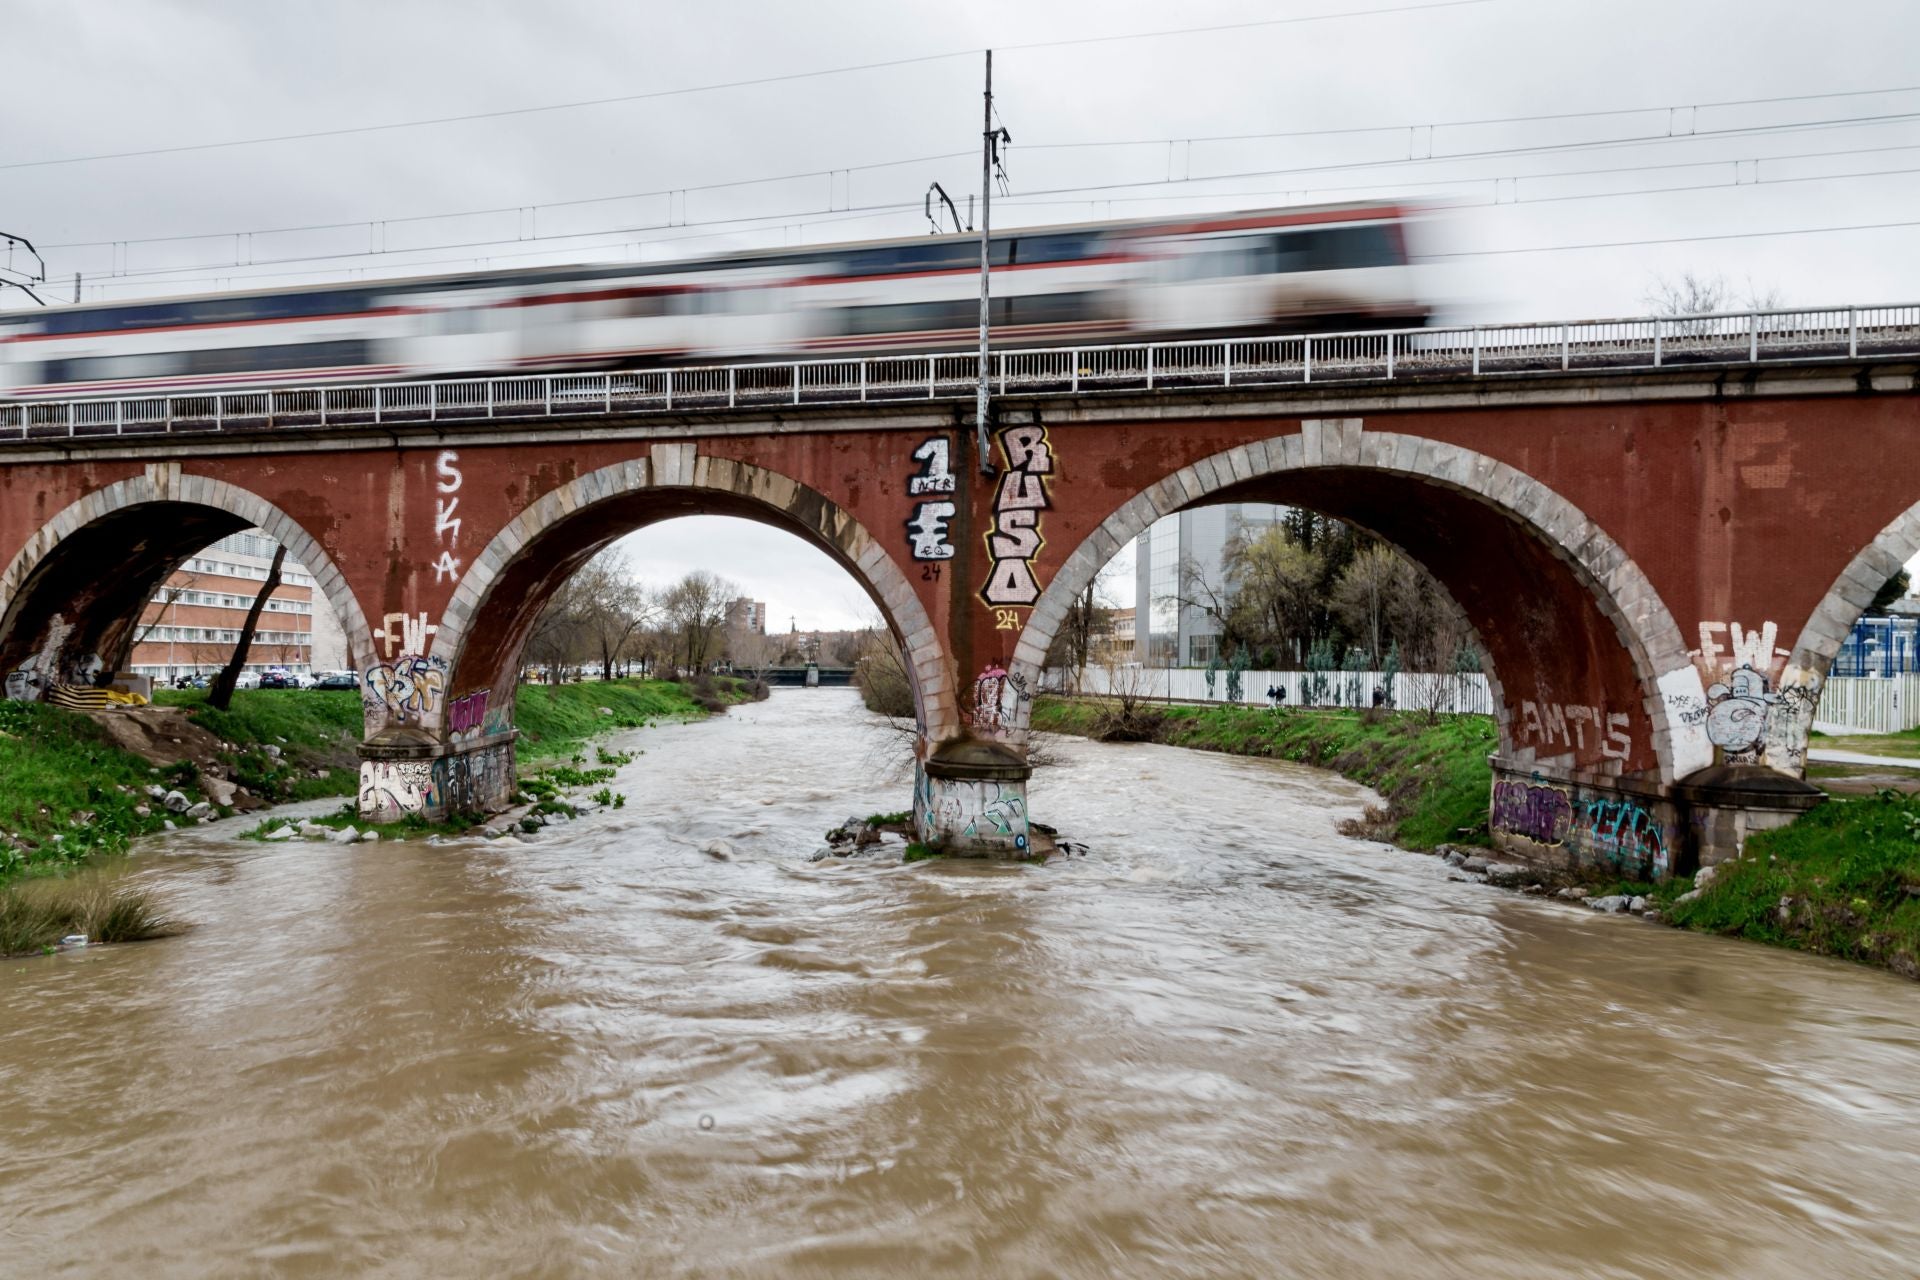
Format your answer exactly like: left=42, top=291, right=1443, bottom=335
left=1644, top=270, right=1782, bottom=318
left=525, top=571, right=591, bottom=683
left=569, top=551, right=654, bottom=680
left=853, top=626, right=916, bottom=718
left=1044, top=558, right=1120, bottom=691
left=1330, top=544, right=1398, bottom=664
left=108, top=568, right=199, bottom=677
left=209, top=547, right=285, bottom=710
left=661, top=570, right=736, bottom=672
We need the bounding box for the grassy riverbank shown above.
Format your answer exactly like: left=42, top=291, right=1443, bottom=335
left=0, top=675, right=756, bottom=884
left=1031, top=696, right=1497, bottom=850
left=1625, top=791, right=1920, bottom=979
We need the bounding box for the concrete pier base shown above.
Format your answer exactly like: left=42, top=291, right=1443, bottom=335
left=915, top=740, right=1033, bottom=858
left=357, top=729, right=517, bottom=823
left=1489, top=758, right=1824, bottom=880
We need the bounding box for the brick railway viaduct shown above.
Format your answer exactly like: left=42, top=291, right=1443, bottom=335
left=3, top=313, right=1918, bottom=874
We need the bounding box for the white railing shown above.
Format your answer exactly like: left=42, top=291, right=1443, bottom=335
left=1814, top=674, right=1920, bottom=735
left=1044, top=665, right=1497, bottom=716
left=3, top=301, right=1917, bottom=442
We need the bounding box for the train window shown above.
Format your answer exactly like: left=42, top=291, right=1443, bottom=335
left=1009, top=234, right=1102, bottom=265
left=837, top=299, right=981, bottom=336
left=621, top=293, right=674, bottom=319
left=1293, top=225, right=1401, bottom=271
left=40, top=340, right=375, bottom=384
left=1006, top=291, right=1101, bottom=326
left=839, top=240, right=1008, bottom=277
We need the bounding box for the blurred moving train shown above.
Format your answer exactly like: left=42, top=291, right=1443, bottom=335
left=0, top=202, right=1427, bottom=398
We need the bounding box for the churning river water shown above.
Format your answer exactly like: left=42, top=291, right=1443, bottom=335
left=4, top=689, right=1920, bottom=1279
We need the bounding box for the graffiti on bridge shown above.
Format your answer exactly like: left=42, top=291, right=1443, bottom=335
left=1696, top=663, right=1821, bottom=770
left=1491, top=779, right=1572, bottom=846
left=1492, top=776, right=1671, bottom=878
left=447, top=687, right=490, bottom=740
left=1578, top=795, right=1670, bottom=879
left=979, top=423, right=1053, bottom=610
left=358, top=759, right=435, bottom=822
left=433, top=450, right=464, bottom=584
left=967, top=662, right=1029, bottom=734
left=905, top=436, right=957, bottom=563
left=364, top=653, right=447, bottom=724
left=1517, top=699, right=1632, bottom=760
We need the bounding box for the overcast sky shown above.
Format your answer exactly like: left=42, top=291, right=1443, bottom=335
left=7, top=0, right=1918, bottom=625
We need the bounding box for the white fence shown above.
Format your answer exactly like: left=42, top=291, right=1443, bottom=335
left=1050, top=667, right=1920, bottom=736
left=1044, top=665, right=1496, bottom=715
left=1814, top=675, right=1920, bottom=735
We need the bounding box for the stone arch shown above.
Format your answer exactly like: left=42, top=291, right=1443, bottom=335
left=1787, top=500, right=1920, bottom=679
left=0, top=463, right=374, bottom=698
left=1012, top=421, right=1709, bottom=784
left=431, top=445, right=956, bottom=745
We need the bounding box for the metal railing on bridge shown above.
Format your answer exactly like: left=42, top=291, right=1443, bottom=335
left=5, top=302, right=1918, bottom=442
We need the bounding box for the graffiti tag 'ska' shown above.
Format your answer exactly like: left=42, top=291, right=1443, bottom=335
left=979, top=423, right=1053, bottom=608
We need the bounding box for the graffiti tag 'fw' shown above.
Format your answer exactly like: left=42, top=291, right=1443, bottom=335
left=980, top=424, right=1053, bottom=607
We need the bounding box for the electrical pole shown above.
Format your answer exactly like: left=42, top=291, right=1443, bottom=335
left=975, top=50, right=1008, bottom=476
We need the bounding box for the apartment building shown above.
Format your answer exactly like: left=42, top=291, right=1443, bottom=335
left=128, top=529, right=337, bottom=681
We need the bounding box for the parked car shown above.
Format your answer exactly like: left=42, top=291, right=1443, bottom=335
left=311, top=672, right=359, bottom=691
left=259, top=670, right=294, bottom=689
left=235, top=671, right=261, bottom=690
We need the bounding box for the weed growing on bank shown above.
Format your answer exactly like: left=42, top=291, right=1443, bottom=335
left=0, top=862, right=177, bottom=957
left=1031, top=698, right=1497, bottom=851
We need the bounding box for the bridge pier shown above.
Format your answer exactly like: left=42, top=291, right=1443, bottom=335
left=1488, top=758, right=1822, bottom=879
left=357, top=730, right=517, bottom=824
left=914, top=740, right=1033, bottom=858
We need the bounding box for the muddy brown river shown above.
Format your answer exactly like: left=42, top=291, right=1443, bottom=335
left=3, top=689, right=1919, bottom=1278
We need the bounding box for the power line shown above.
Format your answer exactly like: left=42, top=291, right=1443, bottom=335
left=995, top=137, right=1920, bottom=212
left=993, top=109, right=1920, bottom=204
left=39, top=150, right=972, bottom=251
left=996, top=0, right=1493, bottom=53
left=1019, top=83, right=1920, bottom=152
left=0, top=0, right=1497, bottom=172
left=40, top=92, right=1920, bottom=268
left=1425, top=218, right=1920, bottom=257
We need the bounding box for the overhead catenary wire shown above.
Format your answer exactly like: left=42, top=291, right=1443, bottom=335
left=37, top=84, right=1920, bottom=278
left=0, top=0, right=1498, bottom=172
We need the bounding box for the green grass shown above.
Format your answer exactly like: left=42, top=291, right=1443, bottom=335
left=1650, top=790, right=1920, bottom=977
left=157, top=687, right=364, bottom=804
left=0, top=677, right=720, bottom=884
left=902, top=842, right=941, bottom=862
left=514, top=678, right=709, bottom=761
left=1032, top=697, right=1497, bottom=851
left=1804, top=725, right=1920, bottom=760
left=0, top=700, right=186, bottom=877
